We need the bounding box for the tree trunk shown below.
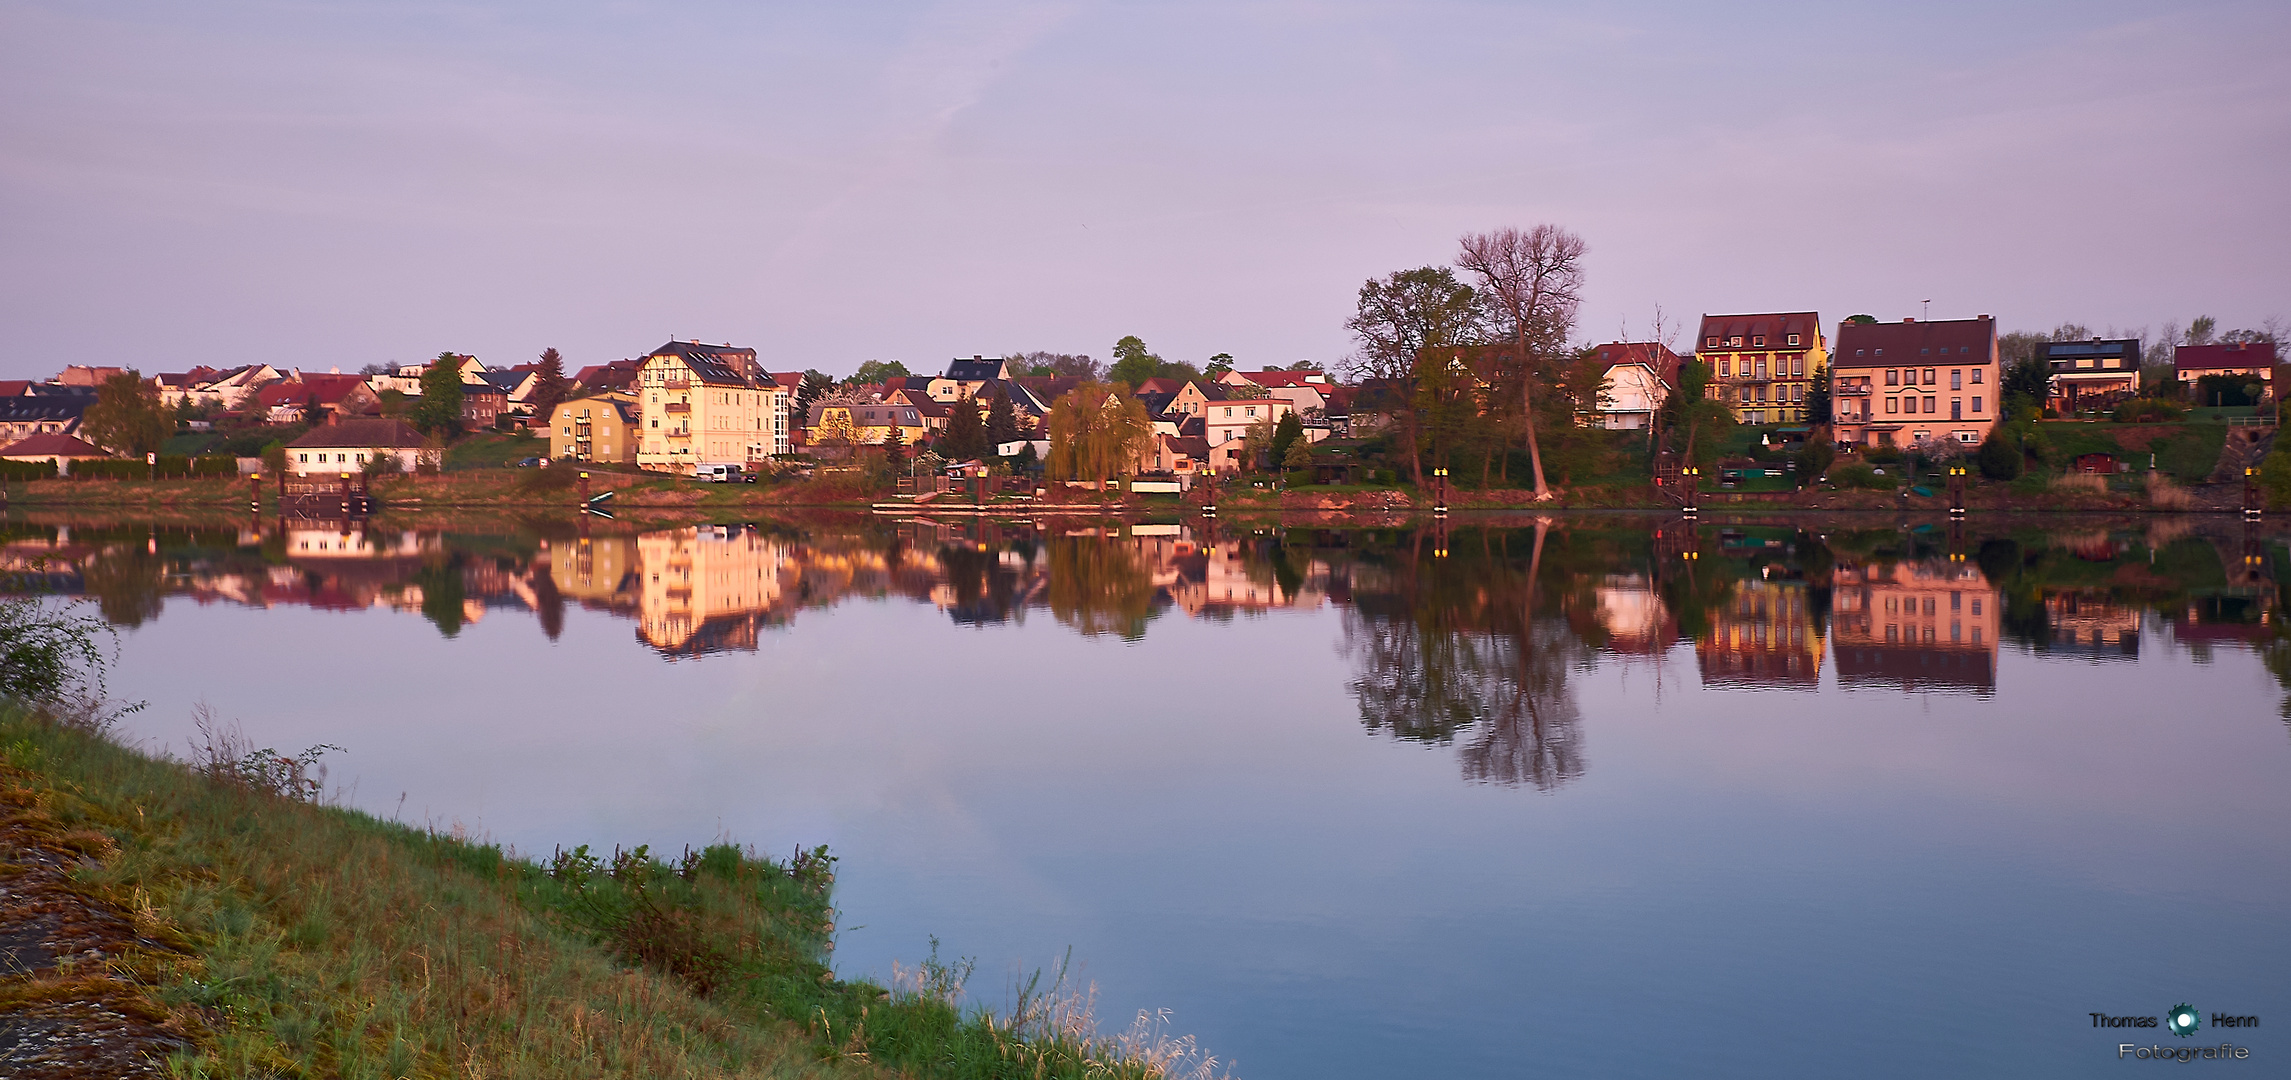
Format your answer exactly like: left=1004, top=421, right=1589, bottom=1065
left=1518, top=333, right=1550, bottom=499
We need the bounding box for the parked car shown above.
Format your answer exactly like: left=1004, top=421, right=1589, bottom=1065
left=695, top=462, right=755, bottom=483
left=514, top=457, right=542, bottom=468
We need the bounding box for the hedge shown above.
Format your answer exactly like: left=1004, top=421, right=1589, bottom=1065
left=0, top=460, right=58, bottom=481
left=63, top=455, right=240, bottom=480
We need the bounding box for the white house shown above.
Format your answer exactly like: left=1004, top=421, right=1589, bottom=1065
left=284, top=418, right=428, bottom=475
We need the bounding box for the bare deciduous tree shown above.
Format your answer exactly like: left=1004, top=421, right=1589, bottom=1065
left=1456, top=226, right=1588, bottom=500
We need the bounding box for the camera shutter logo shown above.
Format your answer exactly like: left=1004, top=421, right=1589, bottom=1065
left=2166, top=1004, right=2201, bottom=1038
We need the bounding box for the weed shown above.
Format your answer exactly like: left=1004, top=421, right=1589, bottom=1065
left=2049, top=473, right=2107, bottom=494
left=2144, top=472, right=2195, bottom=510
left=187, top=703, right=340, bottom=802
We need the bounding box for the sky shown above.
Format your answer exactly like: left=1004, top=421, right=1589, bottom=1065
left=2, top=1, right=2286, bottom=381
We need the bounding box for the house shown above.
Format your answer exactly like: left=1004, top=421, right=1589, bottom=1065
left=480, top=369, right=542, bottom=419
left=1695, top=313, right=1826, bottom=426
left=634, top=341, right=792, bottom=473
left=1217, top=368, right=1336, bottom=431
left=884, top=388, right=952, bottom=438
left=284, top=418, right=426, bottom=475
left=1586, top=341, right=1682, bottom=430
left=1829, top=315, right=2001, bottom=450
left=255, top=374, right=379, bottom=424
left=55, top=366, right=125, bottom=388
left=0, top=433, right=110, bottom=475
left=461, top=381, right=508, bottom=429
left=2174, top=342, right=2279, bottom=398
left=805, top=399, right=929, bottom=450
left=548, top=392, right=641, bottom=464
left=1140, top=432, right=1213, bottom=480
left=2044, top=338, right=2141, bottom=412
left=0, top=397, right=91, bottom=444
left=942, top=357, right=1009, bottom=400
left=2071, top=452, right=2121, bottom=474
left=154, top=364, right=284, bottom=412
left=572, top=359, right=643, bottom=395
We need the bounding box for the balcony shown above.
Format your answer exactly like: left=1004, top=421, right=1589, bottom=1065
left=661, top=377, right=692, bottom=390
left=1835, top=385, right=1872, bottom=396
left=663, top=402, right=691, bottom=414
left=666, top=428, right=691, bottom=439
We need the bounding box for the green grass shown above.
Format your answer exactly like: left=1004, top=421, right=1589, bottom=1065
left=0, top=711, right=1227, bottom=1079
left=444, top=431, right=546, bottom=472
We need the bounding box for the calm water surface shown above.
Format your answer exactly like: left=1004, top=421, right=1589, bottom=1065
left=17, top=511, right=2289, bottom=1078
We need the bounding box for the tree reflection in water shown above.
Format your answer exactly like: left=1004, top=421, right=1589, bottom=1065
left=1045, top=533, right=1160, bottom=640
left=1344, top=522, right=1587, bottom=791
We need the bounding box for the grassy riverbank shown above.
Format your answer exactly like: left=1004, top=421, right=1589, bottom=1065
left=0, top=708, right=1223, bottom=1078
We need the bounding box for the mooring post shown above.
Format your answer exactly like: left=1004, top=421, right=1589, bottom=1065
left=1948, top=464, right=1967, bottom=519
left=579, top=470, right=590, bottom=507
left=340, top=472, right=351, bottom=518
left=2245, top=466, right=2262, bottom=521
left=1681, top=466, right=1699, bottom=517
left=249, top=471, right=261, bottom=515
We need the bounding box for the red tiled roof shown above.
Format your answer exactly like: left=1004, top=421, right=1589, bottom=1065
left=2174, top=342, right=2279, bottom=371
left=1832, top=316, right=1997, bottom=369
left=286, top=418, right=425, bottom=449
left=255, top=374, right=369, bottom=408
left=1695, top=312, right=1822, bottom=351
left=0, top=433, right=109, bottom=458
left=0, top=381, right=33, bottom=398
left=1234, top=369, right=1332, bottom=388
left=1589, top=341, right=1683, bottom=388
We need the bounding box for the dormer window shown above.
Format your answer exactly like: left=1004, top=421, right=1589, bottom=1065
left=1728, top=336, right=1743, bottom=347
left=1787, top=334, right=1801, bottom=346
left=1705, top=336, right=1718, bottom=348
left=1751, top=336, right=1765, bottom=347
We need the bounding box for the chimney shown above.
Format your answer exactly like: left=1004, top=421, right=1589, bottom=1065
left=1903, top=317, right=1915, bottom=323
left=1978, top=314, right=1992, bottom=321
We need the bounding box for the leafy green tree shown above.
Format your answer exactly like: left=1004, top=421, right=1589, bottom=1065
left=1108, top=336, right=1162, bottom=388
left=410, top=352, right=466, bottom=434
left=884, top=424, right=907, bottom=471
left=1283, top=436, right=1313, bottom=471
left=848, top=360, right=911, bottom=387
left=2002, top=356, right=2052, bottom=418
left=1046, top=381, right=1152, bottom=488
left=985, top=383, right=1021, bottom=446
left=1205, top=353, right=1235, bottom=378
left=1803, top=363, right=1832, bottom=425
left=1270, top=411, right=1304, bottom=467
left=529, top=347, right=570, bottom=423
left=793, top=370, right=834, bottom=423
left=1844, top=314, right=1878, bottom=325
left=1660, top=358, right=1734, bottom=467
left=1343, top=266, right=1486, bottom=487
left=81, top=370, right=171, bottom=455
left=1977, top=427, right=2022, bottom=480
left=940, top=392, right=988, bottom=459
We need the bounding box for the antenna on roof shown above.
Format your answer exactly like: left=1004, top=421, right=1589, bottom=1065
left=1922, top=299, right=1932, bottom=321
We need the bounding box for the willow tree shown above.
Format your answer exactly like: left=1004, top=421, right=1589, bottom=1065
left=1456, top=226, right=1587, bottom=500
left=1046, top=381, right=1151, bottom=489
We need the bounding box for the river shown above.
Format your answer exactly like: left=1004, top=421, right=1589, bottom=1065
left=13, top=510, right=2288, bottom=1078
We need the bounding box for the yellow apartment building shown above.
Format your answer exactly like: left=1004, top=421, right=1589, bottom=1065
left=548, top=392, right=640, bottom=464
left=635, top=340, right=792, bottom=474
left=1695, top=312, right=1826, bottom=426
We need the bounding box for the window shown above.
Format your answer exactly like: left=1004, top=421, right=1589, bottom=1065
left=1972, top=396, right=1983, bottom=413
left=1752, top=335, right=1765, bottom=347
left=1886, top=369, right=1899, bottom=386
left=1951, top=399, right=1961, bottom=420
left=563, top=426, right=571, bottom=436
left=356, top=454, right=366, bottom=463
left=1755, top=358, right=1767, bottom=378
left=1706, top=336, right=1718, bottom=348
left=1224, top=407, right=1233, bottom=417
left=1728, top=336, right=1742, bottom=347
left=1720, top=359, right=1732, bottom=377
left=1924, top=396, right=1936, bottom=412
left=1787, top=334, right=1801, bottom=346
left=1856, top=349, right=1866, bottom=357
left=297, top=452, right=308, bottom=462
left=1246, top=406, right=1257, bottom=416
left=1923, top=369, right=1936, bottom=385
left=1971, top=369, right=1983, bottom=384
left=1875, top=348, right=1884, bottom=357
left=651, top=419, right=659, bottom=428
left=1791, top=355, right=1804, bottom=377
left=1886, top=397, right=1898, bottom=414
left=1921, top=348, right=1931, bottom=355
left=1950, top=370, right=1962, bottom=390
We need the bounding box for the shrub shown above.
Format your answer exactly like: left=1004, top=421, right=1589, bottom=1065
left=1864, top=445, right=1902, bottom=464
left=0, top=460, right=58, bottom=482
left=1792, top=442, right=1835, bottom=480
left=2263, top=451, right=2291, bottom=510
left=2114, top=398, right=2188, bottom=423
left=2050, top=473, right=2107, bottom=493
left=2144, top=472, right=2195, bottom=510
left=1977, top=429, right=2022, bottom=480
left=1831, top=463, right=1892, bottom=489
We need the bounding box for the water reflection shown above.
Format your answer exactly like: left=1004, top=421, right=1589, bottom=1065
left=9, top=511, right=2291, bottom=752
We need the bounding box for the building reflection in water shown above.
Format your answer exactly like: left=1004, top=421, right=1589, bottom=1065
left=1696, top=578, right=1823, bottom=690
left=1830, top=558, right=1998, bottom=694
left=2042, top=593, right=2140, bottom=660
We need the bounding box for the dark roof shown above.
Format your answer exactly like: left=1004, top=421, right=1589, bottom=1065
left=255, top=375, right=370, bottom=409
left=0, top=433, right=108, bottom=458
left=480, top=370, right=532, bottom=392
left=1833, top=316, right=1998, bottom=369
left=2175, top=341, right=2279, bottom=371
left=944, top=358, right=1007, bottom=382
left=286, top=418, right=425, bottom=449
left=2045, top=338, right=2141, bottom=371
left=0, top=397, right=90, bottom=423
left=1696, top=312, right=1823, bottom=351
left=1137, top=391, right=1177, bottom=417
left=1009, top=376, right=1081, bottom=409
left=573, top=359, right=642, bottom=392
left=646, top=341, right=762, bottom=387
left=1167, top=435, right=1211, bottom=459
left=24, top=384, right=97, bottom=399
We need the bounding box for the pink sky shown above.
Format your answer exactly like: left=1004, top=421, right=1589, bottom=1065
left=2, top=1, right=2285, bottom=379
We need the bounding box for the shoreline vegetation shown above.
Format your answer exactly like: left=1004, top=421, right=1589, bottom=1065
left=0, top=464, right=2275, bottom=516
left=0, top=682, right=1230, bottom=1076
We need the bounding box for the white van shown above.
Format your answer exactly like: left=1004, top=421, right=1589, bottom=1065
left=695, top=462, right=751, bottom=483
